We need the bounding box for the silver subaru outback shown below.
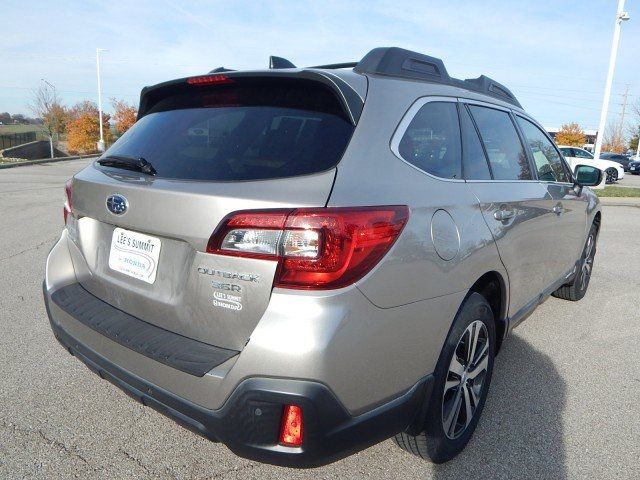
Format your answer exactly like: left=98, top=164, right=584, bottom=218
left=44, top=47, right=603, bottom=467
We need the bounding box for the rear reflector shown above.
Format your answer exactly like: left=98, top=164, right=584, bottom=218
left=63, top=179, right=73, bottom=224
left=207, top=206, right=409, bottom=290
left=279, top=405, right=303, bottom=447
left=186, top=74, right=234, bottom=86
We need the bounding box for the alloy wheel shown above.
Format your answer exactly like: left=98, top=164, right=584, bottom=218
left=580, top=234, right=595, bottom=291
left=442, top=320, right=490, bottom=440
left=606, top=168, right=618, bottom=184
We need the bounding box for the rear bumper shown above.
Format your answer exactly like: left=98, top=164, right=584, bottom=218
left=44, top=283, right=433, bottom=468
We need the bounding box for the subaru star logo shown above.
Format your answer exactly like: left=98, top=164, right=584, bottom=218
left=106, top=194, right=128, bottom=215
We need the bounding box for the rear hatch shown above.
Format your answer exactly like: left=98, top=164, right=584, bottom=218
left=69, top=74, right=359, bottom=351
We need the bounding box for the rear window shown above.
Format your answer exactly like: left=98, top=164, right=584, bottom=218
left=101, top=81, right=354, bottom=181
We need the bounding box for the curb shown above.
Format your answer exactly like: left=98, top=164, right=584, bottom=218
left=599, top=197, right=640, bottom=207
left=0, top=155, right=97, bottom=170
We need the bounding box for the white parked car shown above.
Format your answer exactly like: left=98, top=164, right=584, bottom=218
left=558, top=146, right=624, bottom=183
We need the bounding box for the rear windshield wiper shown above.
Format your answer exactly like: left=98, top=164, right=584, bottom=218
left=97, top=155, right=157, bottom=176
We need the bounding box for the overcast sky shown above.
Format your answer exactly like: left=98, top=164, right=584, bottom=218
left=2, top=0, right=639, bottom=131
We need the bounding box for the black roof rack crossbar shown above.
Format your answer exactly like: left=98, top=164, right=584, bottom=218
left=269, top=55, right=296, bottom=69
left=354, top=47, right=522, bottom=108
left=355, top=47, right=450, bottom=83
left=309, top=62, right=358, bottom=70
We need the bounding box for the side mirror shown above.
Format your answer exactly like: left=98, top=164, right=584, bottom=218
left=574, top=164, right=603, bottom=187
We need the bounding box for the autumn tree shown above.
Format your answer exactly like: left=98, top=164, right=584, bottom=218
left=67, top=101, right=111, bottom=154
left=28, top=84, right=66, bottom=158
left=555, top=123, right=586, bottom=147
left=111, top=99, right=137, bottom=134
left=602, top=121, right=626, bottom=153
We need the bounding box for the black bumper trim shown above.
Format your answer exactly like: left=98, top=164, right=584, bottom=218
left=45, top=284, right=433, bottom=468
left=50, top=283, right=238, bottom=377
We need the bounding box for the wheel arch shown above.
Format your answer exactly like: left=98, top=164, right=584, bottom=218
left=468, top=271, right=508, bottom=354
left=593, top=210, right=602, bottom=234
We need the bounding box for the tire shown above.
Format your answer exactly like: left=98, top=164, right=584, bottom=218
left=552, top=223, right=597, bottom=301
left=394, top=293, right=496, bottom=463
left=605, top=168, right=618, bottom=184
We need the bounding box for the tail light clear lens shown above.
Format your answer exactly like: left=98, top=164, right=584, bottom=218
left=207, top=206, right=409, bottom=290
left=63, top=179, right=73, bottom=224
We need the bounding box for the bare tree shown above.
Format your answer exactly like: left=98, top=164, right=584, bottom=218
left=629, top=99, right=640, bottom=156
left=602, top=121, right=627, bottom=154
left=28, top=84, right=65, bottom=158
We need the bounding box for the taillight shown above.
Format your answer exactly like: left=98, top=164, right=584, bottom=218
left=279, top=405, right=304, bottom=447
left=63, top=179, right=73, bottom=224
left=207, top=206, right=409, bottom=290
left=186, top=74, right=234, bottom=86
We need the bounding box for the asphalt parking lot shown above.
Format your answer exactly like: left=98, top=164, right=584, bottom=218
left=1, top=159, right=639, bottom=479
left=619, top=170, right=640, bottom=187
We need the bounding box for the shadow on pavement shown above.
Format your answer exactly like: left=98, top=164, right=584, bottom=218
left=431, top=334, right=566, bottom=480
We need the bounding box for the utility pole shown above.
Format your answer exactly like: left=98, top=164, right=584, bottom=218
left=618, top=84, right=630, bottom=137
left=593, top=0, right=630, bottom=160
left=96, top=48, right=108, bottom=153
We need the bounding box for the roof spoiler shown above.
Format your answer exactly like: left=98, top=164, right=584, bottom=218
left=354, top=47, right=522, bottom=108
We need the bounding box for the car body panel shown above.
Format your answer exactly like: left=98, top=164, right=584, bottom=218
left=70, top=165, right=337, bottom=351
left=46, top=229, right=465, bottom=414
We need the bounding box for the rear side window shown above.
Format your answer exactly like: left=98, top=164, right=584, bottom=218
left=573, top=148, right=593, bottom=159
left=469, top=105, right=531, bottom=180
left=102, top=82, right=354, bottom=181
left=460, top=105, right=492, bottom=180
left=398, top=102, right=461, bottom=179
left=516, top=117, right=570, bottom=183
left=559, top=147, right=572, bottom=157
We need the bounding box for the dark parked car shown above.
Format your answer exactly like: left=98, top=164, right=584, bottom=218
left=628, top=158, right=640, bottom=175
left=600, top=152, right=632, bottom=171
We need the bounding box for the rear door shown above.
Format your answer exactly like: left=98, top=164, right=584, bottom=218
left=69, top=77, right=358, bottom=351
left=460, top=101, right=556, bottom=319
left=515, top=115, right=587, bottom=279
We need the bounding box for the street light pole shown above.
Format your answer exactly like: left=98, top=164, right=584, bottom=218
left=40, top=78, right=56, bottom=159
left=593, top=0, right=630, bottom=160
left=96, top=48, right=108, bottom=152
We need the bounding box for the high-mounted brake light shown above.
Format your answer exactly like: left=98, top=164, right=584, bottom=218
left=63, top=179, right=73, bottom=224
left=186, top=74, right=234, bottom=86
left=207, top=206, right=409, bottom=290
left=279, top=405, right=303, bottom=447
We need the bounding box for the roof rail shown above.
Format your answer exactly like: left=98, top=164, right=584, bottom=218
left=269, top=55, right=296, bottom=69
left=354, top=47, right=522, bottom=108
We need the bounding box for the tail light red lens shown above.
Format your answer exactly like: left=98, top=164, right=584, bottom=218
left=186, top=74, right=234, bottom=86
left=207, top=206, right=409, bottom=290
left=63, top=179, right=73, bottom=224
left=279, top=405, right=304, bottom=447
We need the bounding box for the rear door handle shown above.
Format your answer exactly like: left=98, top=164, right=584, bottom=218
left=494, top=208, right=515, bottom=221
left=553, top=203, right=564, bottom=215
